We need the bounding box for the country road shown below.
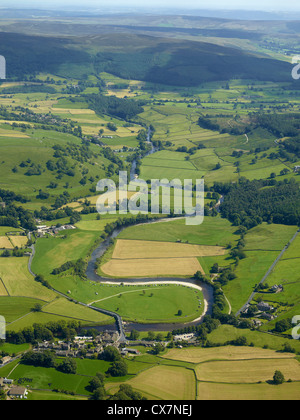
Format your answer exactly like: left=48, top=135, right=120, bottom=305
left=236, top=228, right=300, bottom=316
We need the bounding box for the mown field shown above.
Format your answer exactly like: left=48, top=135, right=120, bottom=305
left=100, top=238, right=227, bottom=278
left=0, top=244, right=113, bottom=330
left=0, top=16, right=299, bottom=402
left=92, top=284, right=204, bottom=324
left=29, top=216, right=204, bottom=324
left=2, top=342, right=298, bottom=400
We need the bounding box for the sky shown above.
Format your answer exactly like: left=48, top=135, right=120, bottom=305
left=2, top=0, right=300, bottom=11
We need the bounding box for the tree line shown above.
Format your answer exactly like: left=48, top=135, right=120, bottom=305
left=213, top=178, right=300, bottom=228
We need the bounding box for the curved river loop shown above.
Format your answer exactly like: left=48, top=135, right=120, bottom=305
left=29, top=128, right=214, bottom=343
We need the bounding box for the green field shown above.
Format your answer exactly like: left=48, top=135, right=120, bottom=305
left=0, top=13, right=300, bottom=401
left=93, top=284, right=203, bottom=323
left=119, top=215, right=238, bottom=247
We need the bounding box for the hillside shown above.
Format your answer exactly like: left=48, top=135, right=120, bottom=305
left=0, top=31, right=291, bottom=86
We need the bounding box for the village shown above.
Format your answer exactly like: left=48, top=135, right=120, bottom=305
left=0, top=328, right=200, bottom=399
left=35, top=223, right=76, bottom=238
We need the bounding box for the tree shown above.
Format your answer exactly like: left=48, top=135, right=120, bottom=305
left=107, top=122, right=117, bottom=132
left=107, top=359, right=128, bottom=377
left=147, top=331, right=155, bottom=341
left=57, top=358, right=77, bottom=374
left=110, top=384, right=145, bottom=401
left=101, top=346, right=121, bottom=362
left=32, top=303, right=42, bottom=312
left=273, top=370, right=285, bottom=385
left=275, top=319, right=292, bottom=333
left=152, top=343, right=165, bottom=355
left=177, top=309, right=183, bottom=316
left=194, top=271, right=205, bottom=281
left=91, top=387, right=106, bottom=400
left=129, top=330, right=140, bottom=341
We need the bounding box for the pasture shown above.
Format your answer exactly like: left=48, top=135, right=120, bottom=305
left=41, top=297, right=112, bottom=325
left=207, top=324, right=300, bottom=353
left=0, top=296, right=44, bottom=323
left=7, top=363, right=92, bottom=396
left=0, top=257, right=56, bottom=301
left=118, top=216, right=238, bottom=247
left=106, top=365, right=196, bottom=400
left=162, top=346, right=296, bottom=364
left=197, top=382, right=300, bottom=400
left=93, top=284, right=203, bottom=323
left=195, top=358, right=300, bottom=383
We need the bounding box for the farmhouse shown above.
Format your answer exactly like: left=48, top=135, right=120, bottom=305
left=270, top=284, right=283, bottom=293
left=121, top=348, right=140, bottom=355
left=174, top=333, right=196, bottom=342
left=8, top=386, right=27, bottom=399
left=294, top=166, right=300, bottom=173
left=257, top=301, right=274, bottom=311
left=260, top=312, right=275, bottom=321
left=36, top=224, right=76, bottom=236
left=0, top=356, right=11, bottom=365
left=102, top=332, right=119, bottom=343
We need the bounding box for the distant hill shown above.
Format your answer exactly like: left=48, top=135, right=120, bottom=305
left=0, top=31, right=291, bottom=86
left=92, top=34, right=291, bottom=86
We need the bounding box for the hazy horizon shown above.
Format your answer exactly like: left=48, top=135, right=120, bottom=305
left=1, top=0, right=300, bottom=12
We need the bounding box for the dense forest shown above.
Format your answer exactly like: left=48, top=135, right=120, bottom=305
left=251, top=113, right=300, bottom=138
left=83, top=94, right=145, bottom=121
left=283, top=136, right=300, bottom=158
left=218, top=178, right=300, bottom=228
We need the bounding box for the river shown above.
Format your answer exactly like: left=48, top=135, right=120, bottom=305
left=85, top=127, right=214, bottom=338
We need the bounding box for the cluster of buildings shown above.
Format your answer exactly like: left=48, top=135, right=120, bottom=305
left=270, top=284, right=283, bottom=293
left=36, top=224, right=76, bottom=238
left=0, top=377, right=28, bottom=399
left=173, top=333, right=197, bottom=343
left=242, top=300, right=276, bottom=321
left=34, top=331, right=120, bottom=359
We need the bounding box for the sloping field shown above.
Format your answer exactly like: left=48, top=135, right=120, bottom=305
left=0, top=257, right=56, bottom=301
left=112, top=239, right=226, bottom=259
left=197, top=382, right=300, bottom=400
left=0, top=236, right=13, bottom=249
left=0, top=279, right=8, bottom=296
left=195, top=358, right=300, bottom=383
left=101, top=257, right=203, bottom=277
left=41, top=297, right=112, bottom=324
left=8, top=235, right=28, bottom=248
left=0, top=129, right=29, bottom=138
left=106, top=365, right=196, bottom=400
left=163, top=346, right=296, bottom=364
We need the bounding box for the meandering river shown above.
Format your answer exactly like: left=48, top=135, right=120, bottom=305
left=84, top=128, right=214, bottom=339
left=28, top=128, right=214, bottom=341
